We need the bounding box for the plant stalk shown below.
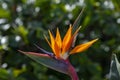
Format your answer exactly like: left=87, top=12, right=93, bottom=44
left=66, top=60, right=79, bottom=80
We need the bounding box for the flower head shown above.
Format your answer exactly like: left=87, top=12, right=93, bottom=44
left=19, top=24, right=98, bottom=80
left=45, top=24, right=98, bottom=60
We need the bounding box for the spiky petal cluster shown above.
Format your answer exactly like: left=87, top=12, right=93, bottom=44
left=45, top=25, right=98, bottom=60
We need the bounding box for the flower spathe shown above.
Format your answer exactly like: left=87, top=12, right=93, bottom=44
left=45, top=24, right=98, bottom=60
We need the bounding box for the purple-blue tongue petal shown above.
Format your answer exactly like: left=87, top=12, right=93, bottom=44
left=19, top=50, right=69, bottom=75
left=34, top=44, right=54, bottom=56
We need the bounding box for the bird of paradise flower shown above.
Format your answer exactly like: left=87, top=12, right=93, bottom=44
left=19, top=24, right=98, bottom=80
left=19, top=9, right=98, bottom=80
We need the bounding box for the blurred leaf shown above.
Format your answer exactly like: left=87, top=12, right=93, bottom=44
left=13, top=66, right=26, bottom=77
left=0, top=68, right=9, bottom=80
left=109, top=54, right=120, bottom=80
left=0, top=8, right=10, bottom=18
left=14, top=26, right=28, bottom=43
left=112, top=0, right=120, bottom=11
left=16, top=26, right=28, bottom=37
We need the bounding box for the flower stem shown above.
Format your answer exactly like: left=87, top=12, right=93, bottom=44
left=69, top=65, right=79, bottom=80
left=66, top=60, right=79, bottom=80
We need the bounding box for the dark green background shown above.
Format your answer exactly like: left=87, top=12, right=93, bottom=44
left=0, top=0, right=120, bottom=80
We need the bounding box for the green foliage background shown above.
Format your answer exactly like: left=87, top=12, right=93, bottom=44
left=0, top=0, right=120, bottom=80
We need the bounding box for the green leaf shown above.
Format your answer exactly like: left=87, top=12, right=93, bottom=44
left=14, top=26, right=28, bottom=43
left=0, top=8, right=10, bottom=18
left=112, top=0, right=120, bottom=11
left=109, top=54, right=120, bottom=80
left=0, top=68, right=9, bottom=80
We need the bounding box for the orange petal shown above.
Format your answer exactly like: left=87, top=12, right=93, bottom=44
left=63, top=26, right=81, bottom=53
left=48, top=30, right=55, bottom=49
left=51, top=41, right=60, bottom=58
left=44, top=35, right=51, bottom=46
left=70, top=39, right=98, bottom=54
left=62, top=25, right=72, bottom=54
left=48, top=30, right=60, bottom=58
left=55, top=28, right=62, bottom=49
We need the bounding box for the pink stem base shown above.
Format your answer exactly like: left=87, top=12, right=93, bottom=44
left=66, top=60, right=79, bottom=80
left=69, top=65, right=79, bottom=80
